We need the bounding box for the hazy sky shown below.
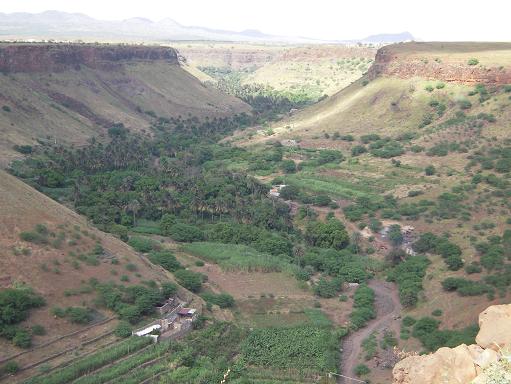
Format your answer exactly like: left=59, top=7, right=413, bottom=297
left=2, top=0, right=511, bottom=41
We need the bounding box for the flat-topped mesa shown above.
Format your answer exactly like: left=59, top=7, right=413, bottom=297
left=367, top=42, right=511, bottom=84
left=0, top=43, right=179, bottom=73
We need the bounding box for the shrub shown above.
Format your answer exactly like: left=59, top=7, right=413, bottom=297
left=1, top=361, right=19, bottom=375
left=31, top=324, right=46, bottom=336
left=13, top=330, right=32, bottom=348
left=387, top=256, right=430, bottom=307
left=350, top=284, right=375, bottom=330
left=279, top=185, right=300, bottom=200
left=305, top=218, right=349, bottom=250
left=314, top=277, right=342, bottom=298
left=114, top=321, right=132, bottom=338
left=424, top=85, right=434, bottom=92
left=64, top=307, right=94, bottom=324
left=424, top=165, right=436, bottom=175
left=402, top=316, right=416, bottom=327
left=465, top=263, right=482, bottom=274
left=432, top=309, right=443, bottom=317
left=2, top=105, right=11, bottom=112
left=388, top=224, right=403, bottom=246
left=148, top=251, right=182, bottom=272
left=160, top=214, right=176, bottom=236
left=128, top=236, right=156, bottom=253
left=351, top=145, right=367, bottom=156
left=467, top=58, right=479, bottom=66
left=168, top=223, right=204, bottom=242
left=354, top=364, right=370, bottom=376
left=174, top=269, right=203, bottom=293
left=281, top=159, right=296, bottom=173
left=201, top=292, right=235, bottom=308
left=458, top=99, right=472, bottom=110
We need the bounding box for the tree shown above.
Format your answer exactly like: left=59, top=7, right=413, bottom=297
left=387, top=224, right=403, bottom=246
left=279, top=185, right=300, bottom=200
left=160, top=214, right=176, bottom=235
left=281, top=160, right=296, bottom=173
left=305, top=218, right=349, bottom=250
left=386, top=248, right=407, bottom=266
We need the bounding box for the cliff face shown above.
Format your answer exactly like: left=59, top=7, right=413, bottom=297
left=393, top=304, right=511, bottom=384
left=368, top=42, right=511, bottom=84
left=0, top=44, right=179, bottom=73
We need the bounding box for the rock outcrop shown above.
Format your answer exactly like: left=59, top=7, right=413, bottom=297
left=0, top=43, right=179, bottom=73
left=476, top=304, right=511, bottom=351
left=393, top=304, right=511, bottom=383
left=368, top=42, right=511, bottom=84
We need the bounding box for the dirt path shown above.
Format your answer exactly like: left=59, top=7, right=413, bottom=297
left=338, top=279, right=401, bottom=384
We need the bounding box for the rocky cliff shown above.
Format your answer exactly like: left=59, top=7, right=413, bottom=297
left=368, top=42, right=511, bottom=84
left=393, top=304, right=511, bottom=383
left=0, top=43, right=179, bottom=73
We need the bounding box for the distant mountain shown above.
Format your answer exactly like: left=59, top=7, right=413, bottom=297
left=359, top=31, right=415, bottom=43
left=0, top=11, right=326, bottom=44
left=0, top=11, right=415, bottom=45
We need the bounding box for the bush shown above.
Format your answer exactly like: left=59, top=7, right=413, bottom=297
left=148, top=251, right=182, bottom=272
left=402, top=316, right=416, bottom=327
left=388, top=224, right=403, bottom=246
left=350, top=284, right=375, bottom=330
left=174, top=269, right=203, bottom=293
left=1, top=361, right=19, bottom=375
left=465, top=263, right=482, bottom=274
left=305, top=218, right=349, bottom=250
left=432, top=309, right=443, bottom=317
left=279, top=185, right=300, bottom=200
left=467, top=58, right=479, bottom=66
left=314, top=277, right=342, bottom=298
left=128, top=236, right=156, bottom=253
left=159, top=214, right=176, bottom=235
left=201, top=292, right=235, bottom=308
left=424, top=165, right=436, bottom=175
left=31, top=324, right=46, bottom=336
left=354, top=364, right=370, bottom=376
left=64, top=307, right=94, bottom=324
left=168, top=223, right=204, bottom=242
left=13, top=330, right=32, bottom=348
left=458, top=99, right=472, bottom=110
left=351, top=145, right=367, bottom=156
left=387, top=256, right=430, bottom=307
left=281, top=159, right=296, bottom=173
left=114, top=321, right=132, bottom=338
left=442, top=277, right=493, bottom=296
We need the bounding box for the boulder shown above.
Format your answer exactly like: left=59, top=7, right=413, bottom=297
left=476, top=304, right=511, bottom=351
left=393, top=344, right=478, bottom=384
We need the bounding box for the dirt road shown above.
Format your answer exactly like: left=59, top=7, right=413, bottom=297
left=338, top=279, right=401, bottom=384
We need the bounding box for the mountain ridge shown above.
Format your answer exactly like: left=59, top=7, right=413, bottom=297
left=0, top=10, right=414, bottom=44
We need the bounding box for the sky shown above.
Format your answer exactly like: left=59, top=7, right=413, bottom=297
left=2, top=0, right=511, bottom=42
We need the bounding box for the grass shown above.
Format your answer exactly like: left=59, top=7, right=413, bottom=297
left=131, top=219, right=161, bottom=235
left=182, top=242, right=293, bottom=272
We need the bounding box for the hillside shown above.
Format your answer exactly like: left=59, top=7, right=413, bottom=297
left=0, top=170, right=201, bottom=382
left=238, top=42, right=511, bottom=144
left=0, top=43, right=249, bottom=166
